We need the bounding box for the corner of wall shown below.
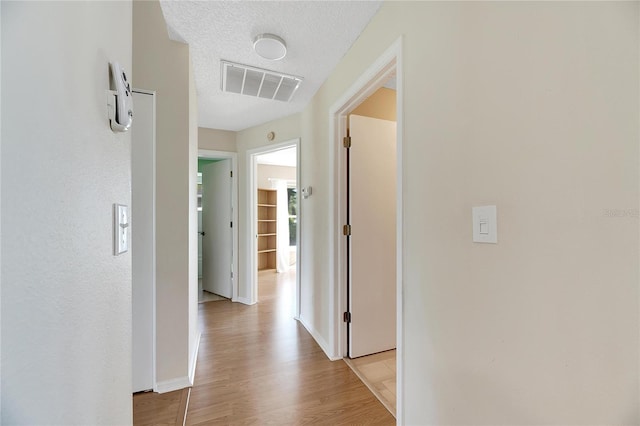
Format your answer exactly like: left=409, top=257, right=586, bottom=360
left=188, top=51, right=200, bottom=382
left=133, top=0, right=194, bottom=387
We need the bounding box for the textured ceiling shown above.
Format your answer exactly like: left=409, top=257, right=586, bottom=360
left=159, top=1, right=382, bottom=131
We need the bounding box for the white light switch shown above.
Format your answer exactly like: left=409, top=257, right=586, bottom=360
left=114, top=204, right=129, bottom=255
left=479, top=219, right=489, bottom=235
left=473, top=205, right=497, bottom=244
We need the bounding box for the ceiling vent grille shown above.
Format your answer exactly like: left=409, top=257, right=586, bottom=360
left=221, top=60, right=302, bottom=102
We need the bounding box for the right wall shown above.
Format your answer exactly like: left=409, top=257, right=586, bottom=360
left=299, top=2, right=639, bottom=424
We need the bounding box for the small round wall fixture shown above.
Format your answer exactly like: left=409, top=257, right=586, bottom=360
left=253, top=34, right=287, bottom=61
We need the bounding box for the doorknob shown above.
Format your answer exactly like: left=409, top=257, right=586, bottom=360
left=200, top=231, right=206, bottom=236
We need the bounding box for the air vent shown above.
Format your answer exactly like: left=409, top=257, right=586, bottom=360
left=221, top=60, right=302, bottom=102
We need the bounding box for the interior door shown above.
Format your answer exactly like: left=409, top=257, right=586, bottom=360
left=202, top=159, right=233, bottom=298
left=348, top=114, right=397, bottom=358
left=131, top=91, right=155, bottom=392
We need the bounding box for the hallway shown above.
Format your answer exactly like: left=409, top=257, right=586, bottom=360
left=184, top=270, right=394, bottom=424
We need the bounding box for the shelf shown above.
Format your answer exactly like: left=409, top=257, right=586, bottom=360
left=258, top=188, right=277, bottom=270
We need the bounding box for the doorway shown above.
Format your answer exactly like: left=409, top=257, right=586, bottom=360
left=248, top=139, right=301, bottom=317
left=329, top=38, right=403, bottom=421
left=197, top=150, right=238, bottom=302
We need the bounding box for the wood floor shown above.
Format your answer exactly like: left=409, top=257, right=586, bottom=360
left=135, top=269, right=395, bottom=425
left=133, top=388, right=190, bottom=426
left=344, top=350, right=396, bottom=417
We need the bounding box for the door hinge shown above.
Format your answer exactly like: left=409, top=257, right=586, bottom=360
left=230, top=221, right=233, bottom=228
left=343, top=312, right=351, bottom=323
left=343, top=136, right=351, bottom=148
left=343, top=224, right=351, bottom=236
left=230, top=170, right=233, bottom=178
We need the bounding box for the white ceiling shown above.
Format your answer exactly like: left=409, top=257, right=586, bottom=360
left=159, top=1, right=382, bottom=132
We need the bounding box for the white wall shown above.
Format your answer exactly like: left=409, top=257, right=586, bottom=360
left=133, top=0, right=198, bottom=390
left=0, top=1, right=3, bottom=417
left=296, top=2, right=638, bottom=424
left=188, top=54, right=199, bottom=382
left=199, top=127, right=237, bottom=152
left=1, top=2, right=132, bottom=423
left=257, top=164, right=296, bottom=189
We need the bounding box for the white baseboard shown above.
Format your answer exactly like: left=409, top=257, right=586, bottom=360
left=297, top=315, right=342, bottom=361
left=233, top=296, right=255, bottom=305
left=155, top=332, right=201, bottom=394
left=155, top=376, right=192, bottom=394
left=189, top=331, right=201, bottom=385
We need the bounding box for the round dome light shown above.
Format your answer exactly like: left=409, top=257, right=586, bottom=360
left=253, top=34, right=287, bottom=61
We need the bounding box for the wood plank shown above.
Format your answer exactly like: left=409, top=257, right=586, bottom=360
left=134, top=269, right=394, bottom=425
left=133, top=388, right=189, bottom=426
left=186, top=269, right=395, bottom=425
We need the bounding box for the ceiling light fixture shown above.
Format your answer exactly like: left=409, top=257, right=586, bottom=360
left=253, top=34, right=287, bottom=61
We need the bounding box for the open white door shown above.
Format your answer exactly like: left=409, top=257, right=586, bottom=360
left=348, top=114, right=397, bottom=358
left=131, top=90, right=155, bottom=392
left=202, top=159, right=233, bottom=298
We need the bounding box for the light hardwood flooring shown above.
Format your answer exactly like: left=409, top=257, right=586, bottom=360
left=135, top=269, right=394, bottom=425
left=344, top=350, right=396, bottom=417
left=133, top=388, right=190, bottom=426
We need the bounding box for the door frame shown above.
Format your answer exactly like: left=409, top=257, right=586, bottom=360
left=247, top=139, right=301, bottom=318
left=328, top=37, right=404, bottom=422
left=131, top=89, right=157, bottom=392
left=198, top=149, right=239, bottom=301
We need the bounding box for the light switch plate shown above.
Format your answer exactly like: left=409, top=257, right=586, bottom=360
left=114, top=204, right=129, bottom=255
left=473, top=205, right=497, bottom=244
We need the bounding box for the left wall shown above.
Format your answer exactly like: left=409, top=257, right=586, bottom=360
left=1, top=2, right=133, bottom=424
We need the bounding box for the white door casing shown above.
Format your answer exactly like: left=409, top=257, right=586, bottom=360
left=202, top=159, right=233, bottom=298
left=131, top=90, right=156, bottom=393
left=247, top=140, right=301, bottom=313
left=348, top=114, right=397, bottom=358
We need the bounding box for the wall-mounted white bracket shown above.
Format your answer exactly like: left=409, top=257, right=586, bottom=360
left=106, top=90, right=118, bottom=129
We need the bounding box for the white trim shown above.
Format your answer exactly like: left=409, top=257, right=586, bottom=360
left=247, top=139, right=301, bottom=313
left=295, top=142, right=302, bottom=319
left=395, top=40, right=405, bottom=426
left=328, top=37, right=404, bottom=424
left=155, top=376, right=193, bottom=394
left=197, top=149, right=239, bottom=302
left=296, top=316, right=341, bottom=361
left=156, top=331, right=200, bottom=394
left=132, top=89, right=158, bottom=394
left=188, top=331, right=201, bottom=386
left=232, top=296, right=254, bottom=305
